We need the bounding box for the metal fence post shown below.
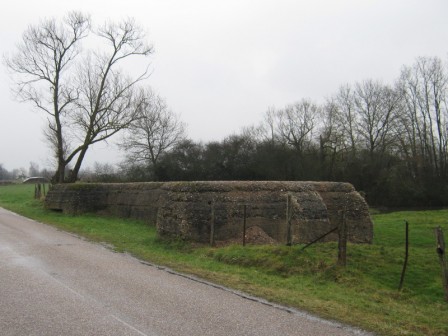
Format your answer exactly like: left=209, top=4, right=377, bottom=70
left=337, top=208, right=347, bottom=266
left=210, top=199, right=215, bottom=247
left=398, top=221, right=409, bottom=291
left=286, top=194, right=293, bottom=246
left=435, top=226, right=448, bottom=301
left=243, top=204, right=247, bottom=246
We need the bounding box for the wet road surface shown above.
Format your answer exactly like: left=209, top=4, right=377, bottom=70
left=0, top=207, right=372, bottom=335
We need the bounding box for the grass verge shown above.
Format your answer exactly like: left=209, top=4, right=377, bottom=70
left=0, top=184, right=447, bottom=335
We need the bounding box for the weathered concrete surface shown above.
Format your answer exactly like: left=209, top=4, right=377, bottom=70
left=45, top=182, right=164, bottom=223
left=45, top=181, right=373, bottom=244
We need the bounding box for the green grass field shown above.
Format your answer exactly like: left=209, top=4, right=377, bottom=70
left=0, top=184, right=447, bottom=335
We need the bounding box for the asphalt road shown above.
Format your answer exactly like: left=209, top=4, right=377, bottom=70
left=0, top=207, right=372, bottom=336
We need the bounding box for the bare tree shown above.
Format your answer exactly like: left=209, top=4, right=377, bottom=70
left=397, top=56, right=448, bottom=179
left=331, top=84, right=359, bottom=154
left=0, top=164, right=12, bottom=180
left=240, top=106, right=279, bottom=145
left=260, top=106, right=280, bottom=144
left=277, top=98, right=320, bottom=154
left=319, top=99, right=347, bottom=178
left=65, top=18, right=153, bottom=182
left=120, top=88, right=186, bottom=174
left=353, top=80, right=401, bottom=159
left=4, top=13, right=153, bottom=183
left=4, top=12, right=90, bottom=183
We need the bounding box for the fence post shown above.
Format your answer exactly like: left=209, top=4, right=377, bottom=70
left=338, top=208, right=347, bottom=266
left=210, top=199, right=215, bottom=247
left=398, top=220, right=409, bottom=291
left=34, top=184, right=42, bottom=199
left=435, top=226, right=448, bottom=301
left=242, top=204, right=247, bottom=246
left=286, top=194, right=293, bottom=246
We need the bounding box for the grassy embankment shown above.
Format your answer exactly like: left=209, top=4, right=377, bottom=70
left=0, top=184, right=447, bottom=335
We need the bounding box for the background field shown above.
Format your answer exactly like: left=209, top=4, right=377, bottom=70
left=0, top=184, right=447, bottom=335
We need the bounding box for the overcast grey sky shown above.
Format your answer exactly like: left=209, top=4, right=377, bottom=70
left=1, top=0, right=447, bottom=171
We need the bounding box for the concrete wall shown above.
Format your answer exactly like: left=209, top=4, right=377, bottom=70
left=45, top=181, right=373, bottom=244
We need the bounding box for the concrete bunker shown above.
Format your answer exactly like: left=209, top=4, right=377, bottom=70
left=45, top=181, right=373, bottom=244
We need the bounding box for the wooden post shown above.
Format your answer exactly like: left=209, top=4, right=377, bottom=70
left=286, top=194, right=293, bottom=246
left=210, top=200, right=215, bottom=247
left=435, top=226, right=448, bottom=301
left=34, top=184, right=42, bottom=199
left=243, top=204, right=247, bottom=247
left=398, top=221, right=409, bottom=291
left=338, top=208, right=347, bottom=266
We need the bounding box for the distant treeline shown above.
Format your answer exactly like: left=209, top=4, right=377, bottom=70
left=119, top=56, right=448, bottom=207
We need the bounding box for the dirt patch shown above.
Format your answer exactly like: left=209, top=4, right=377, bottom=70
left=244, top=226, right=277, bottom=245
left=215, top=226, right=278, bottom=247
